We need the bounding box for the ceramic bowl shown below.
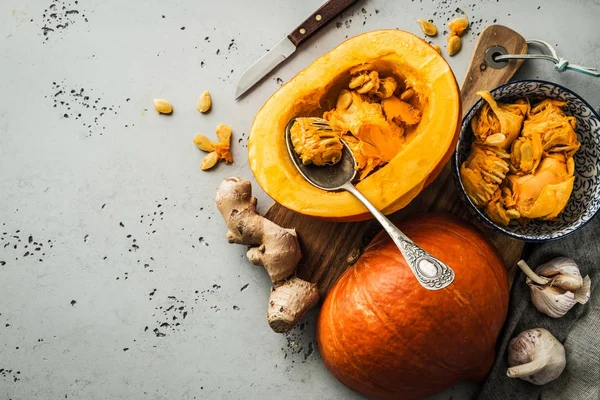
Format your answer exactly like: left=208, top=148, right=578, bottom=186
left=452, top=80, right=600, bottom=242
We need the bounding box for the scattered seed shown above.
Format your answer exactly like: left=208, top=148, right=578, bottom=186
left=153, top=98, right=173, bottom=114
left=201, top=151, right=219, bottom=171
left=417, top=19, right=437, bottom=36
left=197, top=91, right=211, bottom=113
left=215, top=123, right=232, bottom=142
left=447, top=35, right=462, bottom=56
left=193, top=134, right=215, bottom=152
left=400, top=88, right=416, bottom=101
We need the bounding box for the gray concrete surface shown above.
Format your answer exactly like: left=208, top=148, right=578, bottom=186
left=1, top=0, right=599, bottom=399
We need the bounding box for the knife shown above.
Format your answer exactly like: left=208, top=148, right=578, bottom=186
left=235, top=0, right=359, bottom=99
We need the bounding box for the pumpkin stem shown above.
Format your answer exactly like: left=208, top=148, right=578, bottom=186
left=517, top=260, right=550, bottom=285
left=507, top=356, right=549, bottom=378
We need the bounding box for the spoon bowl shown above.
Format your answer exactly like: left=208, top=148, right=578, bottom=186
left=285, top=118, right=356, bottom=191
left=285, top=117, right=456, bottom=291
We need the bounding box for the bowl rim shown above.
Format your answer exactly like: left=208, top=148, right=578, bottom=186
left=452, top=79, right=600, bottom=243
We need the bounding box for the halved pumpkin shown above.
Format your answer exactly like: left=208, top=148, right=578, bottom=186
left=248, top=30, right=461, bottom=221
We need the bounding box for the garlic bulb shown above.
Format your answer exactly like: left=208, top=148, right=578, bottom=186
left=517, top=257, right=591, bottom=318
left=507, top=328, right=566, bottom=385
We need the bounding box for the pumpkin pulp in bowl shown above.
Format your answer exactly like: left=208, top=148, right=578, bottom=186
left=248, top=30, right=461, bottom=221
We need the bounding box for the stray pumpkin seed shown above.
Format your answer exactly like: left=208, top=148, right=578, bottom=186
left=447, top=35, right=462, bottom=56
left=356, top=80, right=375, bottom=94
left=198, top=91, right=211, bottom=113
left=201, top=151, right=219, bottom=171
left=216, top=123, right=232, bottom=143
left=193, top=134, right=215, bottom=152
left=506, top=209, right=521, bottom=219
left=485, top=133, right=507, bottom=146
left=153, top=98, right=173, bottom=114
left=431, top=44, right=442, bottom=54
left=417, top=19, right=437, bottom=36
left=336, top=90, right=353, bottom=110
left=400, top=88, right=415, bottom=101
left=448, top=15, right=469, bottom=37
left=349, top=73, right=370, bottom=89
left=567, top=157, right=575, bottom=176
left=377, top=77, right=397, bottom=99
left=349, top=63, right=374, bottom=75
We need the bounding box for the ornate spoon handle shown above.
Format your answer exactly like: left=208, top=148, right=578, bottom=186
left=342, top=182, right=455, bottom=290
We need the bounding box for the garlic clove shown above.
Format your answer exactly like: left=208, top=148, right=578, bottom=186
left=518, top=258, right=592, bottom=318
left=507, top=328, right=566, bottom=385
left=551, top=273, right=584, bottom=292
left=574, top=275, right=591, bottom=304
left=535, top=257, right=583, bottom=291
left=529, top=285, right=577, bottom=319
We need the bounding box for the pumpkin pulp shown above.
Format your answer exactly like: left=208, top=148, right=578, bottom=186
left=249, top=30, right=461, bottom=221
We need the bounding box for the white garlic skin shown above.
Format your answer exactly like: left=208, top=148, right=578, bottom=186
left=507, top=328, right=566, bottom=385
left=536, top=257, right=583, bottom=291
left=520, top=257, right=592, bottom=318
left=529, top=285, right=576, bottom=319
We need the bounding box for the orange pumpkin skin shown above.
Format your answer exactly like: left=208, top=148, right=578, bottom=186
left=248, top=30, right=461, bottom=221
left=317, top=213, right=509, bottom=400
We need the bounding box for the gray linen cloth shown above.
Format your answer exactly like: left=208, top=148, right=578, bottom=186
left=476, top=215, right=600, bottom=400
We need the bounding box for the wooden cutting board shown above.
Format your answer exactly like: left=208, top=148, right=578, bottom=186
left=265, top=25, right=529, bottom=297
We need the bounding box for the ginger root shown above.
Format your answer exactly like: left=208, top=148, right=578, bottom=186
left=267, top=277, right=319, bottom=333
left=215, top=177, right=319, bottom=333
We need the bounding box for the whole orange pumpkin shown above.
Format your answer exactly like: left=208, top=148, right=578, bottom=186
left=317, top=213, right=509, bottom=400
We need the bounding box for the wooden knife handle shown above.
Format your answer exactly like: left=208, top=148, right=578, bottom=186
left=288, top=0, right=359, bottom=47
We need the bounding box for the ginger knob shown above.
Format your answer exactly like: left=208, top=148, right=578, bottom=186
left=215, top=177, right=320, bottom=333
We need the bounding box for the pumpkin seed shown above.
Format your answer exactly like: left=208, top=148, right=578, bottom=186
left=400, top=88, right=415, bottom=101
left=377, top=78, right=397, bottom=99
left=336, top=90, right=353, bottom=110
left=198, top=91, right=211, bottom=113
left=216, top=123, right=232, bottom=143
left=201, top=151, right=219, bottom=170
left=448, top=16, right=469, bottom=36
left=153, top=98, right=173, bottom=114
left=193, top=134, right=215, bottom=152
left=447, top=35, right=462, bottom=56
left=417, top=19, right=437, bottom=36
left=349, top=73, right=371, bottom=89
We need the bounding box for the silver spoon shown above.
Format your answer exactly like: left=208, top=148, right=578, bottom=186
left=285, top=118, right=455, bottom=290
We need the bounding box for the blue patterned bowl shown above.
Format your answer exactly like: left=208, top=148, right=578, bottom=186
left=452, top=80, right=600, bottom=242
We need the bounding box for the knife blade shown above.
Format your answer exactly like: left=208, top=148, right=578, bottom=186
left=235, top=0, right=359, bottom=99
left=235, top=37, right=296, bottom=99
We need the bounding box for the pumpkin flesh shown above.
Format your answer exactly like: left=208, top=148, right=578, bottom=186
left=461, top=93, right=580, bottom=226
left=248, top=30, right=460, bottom=220
left=317, top=213, right=509, bottom=399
